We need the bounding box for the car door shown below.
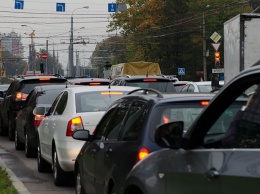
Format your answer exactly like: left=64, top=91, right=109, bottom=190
left=80, top=103, right=119, bottom=194
left=95, top=100, right=149, bottom=193
left=40, top=92, right=63, bottom=161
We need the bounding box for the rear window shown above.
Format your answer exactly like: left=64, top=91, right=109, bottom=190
left=19, top=80, right=66, bottom=94
left=173, top=84, right=187, bottom=92
left=126, top=81, right=175, bottom=93
left=75, top=91, right=128, bottom=113
left=198, top=85, right=213, bottom=92
left=37, top=88, right=64, bottom=104
left=149, top=101, right=210, bottom=140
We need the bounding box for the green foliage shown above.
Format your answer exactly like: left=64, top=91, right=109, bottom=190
left=0, top=167, right=17, bottom=194
left=104, top=0, right=253, bottom=80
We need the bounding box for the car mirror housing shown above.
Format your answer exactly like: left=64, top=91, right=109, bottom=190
left=72, top=130, right=91, bottom=141
left=154, top=121, right=184, bottom=149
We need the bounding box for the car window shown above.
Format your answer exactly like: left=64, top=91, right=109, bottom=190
left=48, top=92, right=63, bottom=115
left=187, top=85, right=195, bottom=92
left=198, top=85, right=213, bottom=92
left=181, top=85, right=189, bottom=92
left=126, top=81, right=175, bottom=92
left=37, top=88, right=64, bottom=104
left=54, top=91, right=68, bottom=115
left=121, top=102, right=148, bottom=141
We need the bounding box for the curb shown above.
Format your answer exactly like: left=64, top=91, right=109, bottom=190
left=0, top=158, right=32, bottom=194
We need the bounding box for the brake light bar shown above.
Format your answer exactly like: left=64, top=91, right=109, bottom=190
left=39, top=78, right=51, bottom=81
left=89, top=82, right=101, bottom=85
left=66, top=116, right=84, bottom=136
left=15, top=92, right=28, bottom=101
left=101, top=92, right=123, bottom=95
left=200, top=101, right=209, bottom=106
left=143, top=78, right=157, bottom=82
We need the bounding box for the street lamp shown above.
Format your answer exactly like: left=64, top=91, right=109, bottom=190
left=22, top=24, right=36, bottom=74
left=202, top=5, right=210, bottom=81
left=69, top=6, right=89, bottom=77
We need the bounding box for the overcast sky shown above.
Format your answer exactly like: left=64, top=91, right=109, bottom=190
left=0, top=0, right=118, bottom=71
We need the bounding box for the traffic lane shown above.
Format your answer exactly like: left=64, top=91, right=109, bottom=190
left=0, top=136, right=74, bottom=193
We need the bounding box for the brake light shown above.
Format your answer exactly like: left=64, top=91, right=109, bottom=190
left=66, top=116, right=84, bottom=136
left=143, top=78, right=157, bottom=82
left=90, top=82, right=101, bottom=85
left=39, top=78, right=51, bottom=81
left=137, top=147, right=150, bottom=162
left=163, top=116, right=169, bottom=123
left=200, top=101, right=209, bottom=106
left=15, top=92, right=28, bottom=101
left=101, top=92, right=123, bottom=95
left=34, top=114, right=46, bottom=127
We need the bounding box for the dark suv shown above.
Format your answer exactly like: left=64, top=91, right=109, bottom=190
left=0, top=74, right=67, bottom=140
left=72, top=88, right=214, bottom=194
left=110, top=75, right=176, bottom=93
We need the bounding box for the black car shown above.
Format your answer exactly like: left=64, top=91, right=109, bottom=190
left=15, top=84, right=79, bottom=157
left=72, top=88, right=214, bottom=194
left=121, top=67, right=260, bottom=194
left=0, top=74, right=67, bottom=140
left=110, top=75, right=176, bottom=93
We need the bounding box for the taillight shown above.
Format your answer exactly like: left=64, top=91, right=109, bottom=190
left=162, top=116, right=169, bottom=123
left=34, top=114, right=46, bottom=127
left=66, top=116, right=84, bottom=136
left=15, top=92, right=28, bottom=101
left=200, top=101, right=209, bottom=106
left=137, top=147, right=150, bottom=162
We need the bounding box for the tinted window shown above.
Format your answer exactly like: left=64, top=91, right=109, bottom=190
left=126, top=81, right=175, bottom=92
left=48, top=92, right=63, bottom=115
left=20, top=81, right=65, bottom=94
left=54, top=92, right=68, bottom=115
left=37, top=88, right=64, bottom=104
left=198, top=85, right=213, bottom=92
left=75, top=91, right=129, bottom=113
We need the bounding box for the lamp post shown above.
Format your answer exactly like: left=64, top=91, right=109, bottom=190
left=22, top=25, right=36, bottom=74
left=202, top=5, right=210, bottom=81
left=69, top=6, right=89, bottom=77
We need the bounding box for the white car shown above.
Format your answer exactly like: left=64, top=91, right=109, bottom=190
left=35, top=85, right=139, bottom=186
left=180, top=81, right=224, bottom=93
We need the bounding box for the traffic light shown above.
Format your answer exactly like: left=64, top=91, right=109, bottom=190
left=215, top=51, right=220, bottom=67
left=40, top=63, right=44, bottom=74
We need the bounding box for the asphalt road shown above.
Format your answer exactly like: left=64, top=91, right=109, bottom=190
left=0, top=136, right=74, bottom=194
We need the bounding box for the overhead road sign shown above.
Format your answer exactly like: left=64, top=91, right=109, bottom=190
left=56, top=3, right=65, bottom=12
left=108, top=3, right=117, bottom=12
left=178, top=68, right=185, bottom=75
left=210, top=32, right=221, bottom=43
left=15, top=0, right=24, bottom=9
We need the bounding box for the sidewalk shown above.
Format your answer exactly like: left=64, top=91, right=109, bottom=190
left=0, top=158, right=32, bottom=194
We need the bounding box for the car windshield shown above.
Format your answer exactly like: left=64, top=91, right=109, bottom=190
left=149, top=101, right=209, bottom=141
left=126, top=82, right=175, bottom=93
left=75, top=91, right=129, bottom=113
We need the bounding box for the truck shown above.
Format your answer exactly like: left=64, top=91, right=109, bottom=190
left=110, top=61, right=161, bottom=79
left=224, top=13, right=260, bottom=83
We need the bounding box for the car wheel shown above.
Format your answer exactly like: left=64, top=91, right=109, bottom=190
left=0, top=116, right=7, bottom=136
left=52, top=147, right=70, bottom=186
left=37, top=140, right=52, bottom=173
left=25, top=132, right=37, bottom=158
left=75, top=167, right=85, bottom=194
left=8, top=120, right=15, bottom=141
left=15, top=129, right=24, bottom=150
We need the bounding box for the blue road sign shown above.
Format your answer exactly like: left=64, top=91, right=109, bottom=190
left=108, top=3, right=117, bottom=12
left=14, top=0, right=24, bottom=9
left=56, top=3, right=65, bottom=12
left=178, top=68, right=185, bottom=75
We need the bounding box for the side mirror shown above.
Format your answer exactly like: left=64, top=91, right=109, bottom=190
left=33, top=106, right=48, bottom=116
left=154, top=121, right=184, bottom=149
left=72, top=130, right=91, bottom=141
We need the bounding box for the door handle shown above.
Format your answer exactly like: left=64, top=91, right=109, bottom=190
left=106, top=148, right=112, bottom=156
left=205, top=168, right=219, bottom=182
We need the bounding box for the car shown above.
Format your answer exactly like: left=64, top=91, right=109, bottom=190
left=67, top=77, right=110, bottom=86
left=0, top=74, right=67, bottom=140
left=121, top=66, right=260, bottom=194
left=35, top=85, right=139, bottom=186
left=72, top=88, right=215, bottom=194
left=172, top=81, right=189, bottom=92
left=110, top=75, right=176, bottom=93
left=15, top=84, right=80, bottom=158
left=0, top=84, right=10, bottom=105
left=180, top=81, right=224, bottom=93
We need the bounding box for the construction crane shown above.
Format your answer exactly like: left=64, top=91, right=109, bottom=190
left=0, top=38, right=6, bottom=77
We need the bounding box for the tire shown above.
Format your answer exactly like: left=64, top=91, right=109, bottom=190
left=0, top=116, right=7, bottom=136
left=75, top=167, right=85, bottom=194
left=25, top=132, right=37, bottom=158
left=52, top=147, right=70, bottom=186
left=37, top=140, right=52, bottom=173
left=15, top=129, right=24, bottom=150
left=8, top=120, right=15, bottom=141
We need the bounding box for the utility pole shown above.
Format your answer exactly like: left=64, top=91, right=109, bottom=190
left=202, top=5, right=210, bottom=81
left=46, top=40, right=48, bottom=74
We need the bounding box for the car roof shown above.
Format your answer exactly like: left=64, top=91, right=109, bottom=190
left=172, top=81, right=189, bottom=85
left=186, top=81, right=224, bottom=85
left=114, top=75, right=171, bottom=80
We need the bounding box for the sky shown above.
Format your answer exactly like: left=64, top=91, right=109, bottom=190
left=0, top=0, right=118, bottom=72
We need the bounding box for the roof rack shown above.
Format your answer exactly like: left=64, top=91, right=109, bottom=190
left=127, top=88, right=163, bottom=98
